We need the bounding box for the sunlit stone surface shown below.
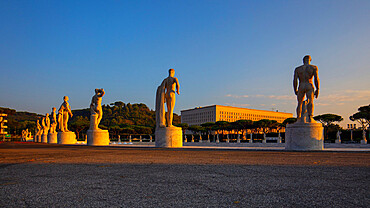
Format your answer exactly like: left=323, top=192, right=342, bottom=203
left=155, top=126, right=183, bottom=148
left=47, top=132, right=58, bottom=144
left=285, top=122, right=324, bottom=150
left=57, top=131, right=77, bottom=144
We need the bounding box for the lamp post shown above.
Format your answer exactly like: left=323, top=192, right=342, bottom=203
left=347, top=123, right=356, bottom=141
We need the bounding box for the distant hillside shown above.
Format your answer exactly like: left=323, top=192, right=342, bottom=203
left=71, top=101, right=181, bottom=137
left=0, top=107, right=42, bottom=135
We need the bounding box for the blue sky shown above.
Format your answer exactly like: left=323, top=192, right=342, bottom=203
left=1, top=0, right=369, bottom=127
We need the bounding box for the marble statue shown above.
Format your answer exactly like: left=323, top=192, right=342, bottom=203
left=86, top=88, right=109, bottom=146
left=36, top=119, right=42, bottom=135
left=49, top=107, right=57, bottom=133
left=57, top=96, right=77, bottom=144
left=42, top=113, right=50, bottom=134
left=286, top=55, right=323, bottom=150
left=156, top=68, right=180, bottom=127
left=21, top=129, right=29, bottom=142
left=90, top=88, right=105, bottom=130
left=35, top=119, right=42, bottom=142
left=336, top=131, right=341, bottom=140
left=36, top=120, right=41, bottom=134
left=155, top=69, right=182, bottom=148
left=58, top=96, right=73, bottom=132
left=40, top=114, right=50, bottom=143
left=293, top=55, right=320, bottom=123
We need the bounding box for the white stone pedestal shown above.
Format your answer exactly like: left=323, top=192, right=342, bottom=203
left=41, top=134, right=48, bottom=143
left=48, top=132, right=58, bottom=144
left=155, top=126, right=182, bottom=148
left=285, top=122, right=324, bottom=151
left=87, top=129, right=110, bottom=146
left=335, top=139, right=341, bottom=144
left=57, top=132, right=77, bottom=144
left=361, top=139, right=367, bottom=144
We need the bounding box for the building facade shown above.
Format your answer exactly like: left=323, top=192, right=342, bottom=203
left=0, top=114, right=8, bottom=135
left=181, top=105, right=293, bottom=126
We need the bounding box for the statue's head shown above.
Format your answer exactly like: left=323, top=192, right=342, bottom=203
left=52, top=107, right=56, bottom=111
left=168, top=68, right=175, bottom=77
left=303, top=55, right=311, bottom=64
left=46, top=113, right=49, bottom=117
left=63, top=96, right=69, bottom=102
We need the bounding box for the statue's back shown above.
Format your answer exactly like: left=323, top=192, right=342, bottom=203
left=296, top=64, right=317, bottom=83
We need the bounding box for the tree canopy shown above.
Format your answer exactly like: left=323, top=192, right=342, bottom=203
left=350, top=104, right=370, bottom=141
left=313, top=114, right=343, bottom=126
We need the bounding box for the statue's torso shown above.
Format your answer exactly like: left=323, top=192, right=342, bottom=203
left=95, top=96, right=102, bottom=107
left=165, top=77, right=177, bottom=94
left=51, top=112, right=57, bottom=123
left=296, top=64, right=317, bottom=85
left=60, top=102, right=70, bottom=114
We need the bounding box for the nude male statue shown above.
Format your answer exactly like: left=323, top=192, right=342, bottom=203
left=160, top=69, right=180, bottom=127
left=36, top=120, right=41, bottom=136
left=42, top=113, right=50, bottom=134
left=58, top=96, right=73, bottom=132
left=90, top=88, right=105, bottom=129
left=293, top=55, right=320, bottom=123
left=50, top=107, right=57, bottom=133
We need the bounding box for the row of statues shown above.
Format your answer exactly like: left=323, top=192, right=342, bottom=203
left=29, top=54, right=320, bottom=149
left=34, top=88, right=106, bottom=144
left=35, top=96, right=73, bottom=138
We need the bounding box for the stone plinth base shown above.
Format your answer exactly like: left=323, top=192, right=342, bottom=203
left=285, top=122, right=324, bottom=151
left=361, top=139, right=367, bottom=144
left=87, top=129, right=110, bottom=146
left=335, top=139, right=341, bottom=144
left=57, top=132, right=77, bottom=144
left=48, top=133, right=58, bottom=144
left=155, top=126, right=182, bottom=148
left=41, top=134, right=48, bottom=143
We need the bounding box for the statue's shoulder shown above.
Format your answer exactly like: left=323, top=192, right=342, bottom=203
left=295, top=65, right=304, bottom=72
left=309, top=64, right=318, bottom=72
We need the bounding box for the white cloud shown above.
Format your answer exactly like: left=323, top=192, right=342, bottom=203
left=319, top=90, right=370, bottom=103
left=224, top=103, right=250, bottom=107
left=224, top=89, right=370, bottom=106
left=225, top=94, right=249, bottom=98
left=225, top=94, right=295, bottom=101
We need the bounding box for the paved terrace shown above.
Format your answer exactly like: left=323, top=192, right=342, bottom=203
left=0, top=142, right=369, bottom=207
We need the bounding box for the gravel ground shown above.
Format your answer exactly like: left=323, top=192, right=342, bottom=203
left=0, top=142, right=369, bottom=207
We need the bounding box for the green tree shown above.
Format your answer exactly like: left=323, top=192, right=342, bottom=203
left=314, top=114, right=343, bottom=139
left=70, top=116, right=90, bottom=139
left=314, top=114, right=343, bottom=126
left=233, top=120, right=254, bottom=139
left=175, top=123, right=189, bottom=137
left=200, top=122, right=215, bottom=135
left=254, top=119, right=278, bottom=134
left=350, top=104, right=370, bottom=141
left=283, top=117, right=297, bottom=125
left=188, top=125, right=205, bottom=135
left=214, top=121, right=230, bottom=135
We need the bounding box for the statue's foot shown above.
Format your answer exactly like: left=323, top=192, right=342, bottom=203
left=296, top=117, right=304, bottom=123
